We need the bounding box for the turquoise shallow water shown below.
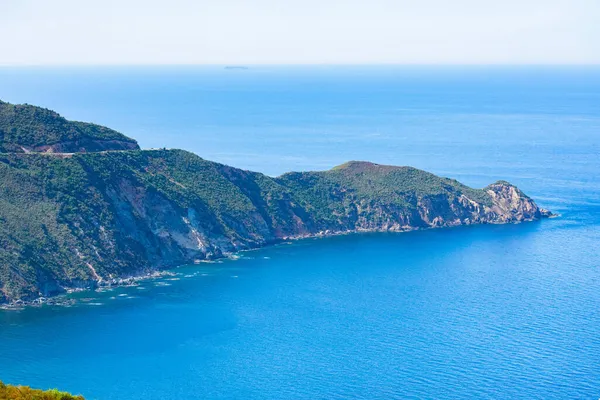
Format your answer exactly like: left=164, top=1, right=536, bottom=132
left=1, top=66, right=599, bottom=399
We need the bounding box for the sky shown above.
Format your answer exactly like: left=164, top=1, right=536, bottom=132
left=0, top=0, right=598, bottom=65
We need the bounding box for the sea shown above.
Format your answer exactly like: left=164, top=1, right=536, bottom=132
left=0, top=66, right=599, bottom=399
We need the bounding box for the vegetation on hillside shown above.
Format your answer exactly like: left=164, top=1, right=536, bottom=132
left=0, top=100, right=138, bottom=152
left=0, top=149, right=501, bottom=303
left=278, top=161, right=493, bottom=223
left=0, top=381, right=84, bottom=400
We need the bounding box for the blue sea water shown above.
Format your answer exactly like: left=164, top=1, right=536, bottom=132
left=0, top=66, right=599, bottom=399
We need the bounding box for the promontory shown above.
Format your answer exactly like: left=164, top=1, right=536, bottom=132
left=0, top=100, right=551, bottom=305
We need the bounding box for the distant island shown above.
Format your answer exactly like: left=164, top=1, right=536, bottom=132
left=0, top=100, right=551, bottom=306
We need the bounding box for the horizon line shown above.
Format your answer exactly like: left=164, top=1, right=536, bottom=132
left=1, top=63, right=600, bottom=68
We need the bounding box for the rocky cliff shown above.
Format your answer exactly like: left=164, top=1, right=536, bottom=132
left=0, top=103, right=551, bottom=305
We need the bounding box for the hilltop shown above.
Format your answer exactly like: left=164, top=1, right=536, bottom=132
left=0, top=100, right=139, bottom=153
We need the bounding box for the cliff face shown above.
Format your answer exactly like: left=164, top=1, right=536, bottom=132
left=0, top=151, right=550, bottom=304
left=485, top=181, right=551, bottom=221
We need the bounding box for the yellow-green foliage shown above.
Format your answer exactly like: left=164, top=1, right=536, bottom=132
left=0, top=381, right=84, bottom=400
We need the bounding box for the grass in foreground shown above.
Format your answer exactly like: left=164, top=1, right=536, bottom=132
left=0, top=381, right=84, bottom=400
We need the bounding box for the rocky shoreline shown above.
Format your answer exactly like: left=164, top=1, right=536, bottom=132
left=0, top=214, right=554, bottom=311
left=0, top=271, right=175, bottom=310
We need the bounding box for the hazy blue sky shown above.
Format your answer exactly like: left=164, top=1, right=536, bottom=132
left=1, top=0, right=598, bottom=65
